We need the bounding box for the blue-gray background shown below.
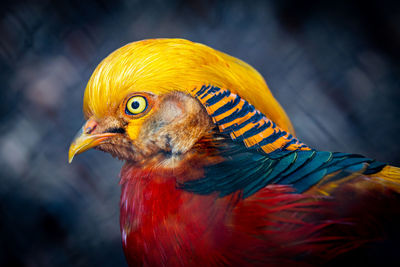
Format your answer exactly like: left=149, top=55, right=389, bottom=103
left=1, top=0, right=399, bottom=266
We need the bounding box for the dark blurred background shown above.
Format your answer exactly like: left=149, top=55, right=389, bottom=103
left=0, top=0, right=399, bottom=266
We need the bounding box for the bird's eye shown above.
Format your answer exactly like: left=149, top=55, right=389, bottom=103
left=125, top=96, right=147, bottom=115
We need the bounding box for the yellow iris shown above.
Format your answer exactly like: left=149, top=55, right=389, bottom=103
left=126, top=96, right=147, bottom=115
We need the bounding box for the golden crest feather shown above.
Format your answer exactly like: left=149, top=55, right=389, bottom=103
left=83, top=38, right=295, bottom=134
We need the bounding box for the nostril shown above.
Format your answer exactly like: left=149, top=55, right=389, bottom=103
left=83, top=119, right=98, bottom=134
left=84, top=126, right=94, bottom=134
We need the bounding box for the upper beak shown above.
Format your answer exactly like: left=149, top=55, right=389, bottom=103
left=68, top=118, right=117, bottom=163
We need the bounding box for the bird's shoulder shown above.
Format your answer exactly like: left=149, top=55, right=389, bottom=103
left=180, top=134, right=390, bottom=198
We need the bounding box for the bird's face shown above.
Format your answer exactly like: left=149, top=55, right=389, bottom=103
left=69, top=39, right=294, bottom=166
left=69, top=90, right=213, bottom=165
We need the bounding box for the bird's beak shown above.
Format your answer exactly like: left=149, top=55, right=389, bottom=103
left=68, top=118, right=117, bottom=163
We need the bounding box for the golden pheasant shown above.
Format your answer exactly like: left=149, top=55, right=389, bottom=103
left=69, top=39, right=400, bottom=266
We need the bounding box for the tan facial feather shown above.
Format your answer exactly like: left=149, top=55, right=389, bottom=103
left=136, top=92, right=213, bottom=157
left=95, top=92, right=213, bottom=165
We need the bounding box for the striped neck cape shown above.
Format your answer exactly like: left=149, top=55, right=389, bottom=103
left=191, top=85, right=310, bottom=154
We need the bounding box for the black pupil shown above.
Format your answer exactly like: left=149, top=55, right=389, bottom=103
left=131, top=101, right=140, bottom=109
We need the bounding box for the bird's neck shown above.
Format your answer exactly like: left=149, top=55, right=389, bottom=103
left=118, top=160, right=232, bottom=266
left=192, top=85, right=311, bottom=154
left=119, top=163, right=187, bottom=233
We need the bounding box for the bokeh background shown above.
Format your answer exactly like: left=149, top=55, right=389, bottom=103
left=1, top=0, right=399, bottom=266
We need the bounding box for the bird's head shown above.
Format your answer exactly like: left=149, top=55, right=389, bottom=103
left=69, top=39, right=294, bottom=166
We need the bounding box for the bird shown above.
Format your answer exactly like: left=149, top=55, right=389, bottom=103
left=69, top=38, right=400, bottom=266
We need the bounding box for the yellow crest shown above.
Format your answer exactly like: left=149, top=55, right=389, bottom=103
left=84, top=38, right=295, bottom=134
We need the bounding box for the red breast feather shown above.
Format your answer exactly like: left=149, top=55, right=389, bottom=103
left=119, top=163, right=384, bottom=266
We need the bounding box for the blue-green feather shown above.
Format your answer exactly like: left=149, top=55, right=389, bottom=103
left=180, top=134, right=387, bottom=198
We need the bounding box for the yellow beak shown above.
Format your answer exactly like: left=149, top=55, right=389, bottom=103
left=68, top=119, right=117, bottom=163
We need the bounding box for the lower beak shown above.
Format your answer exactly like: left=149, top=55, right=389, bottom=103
left=68, top=119, right=117, bottom=163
